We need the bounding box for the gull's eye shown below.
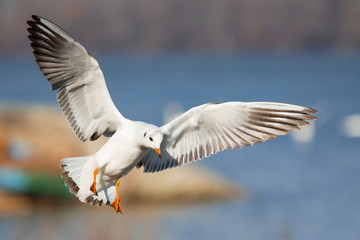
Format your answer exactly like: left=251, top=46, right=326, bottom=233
left=149, top=137, right=153, bottom=142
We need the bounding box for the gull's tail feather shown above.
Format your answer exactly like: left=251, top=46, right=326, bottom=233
left=61, top=156, right=117, bottom=207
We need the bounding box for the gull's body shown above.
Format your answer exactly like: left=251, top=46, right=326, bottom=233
left=70, top=120, right=162, bottom=207
left=27, top=15, right=317, bottom=213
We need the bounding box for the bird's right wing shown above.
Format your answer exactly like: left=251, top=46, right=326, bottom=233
left=138, top=102, right=317, bottom=173
left=27, top=15, right=125, bottom=141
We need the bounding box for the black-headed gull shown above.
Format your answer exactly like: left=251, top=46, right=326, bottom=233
left=27, top=15, right=317, bottom=214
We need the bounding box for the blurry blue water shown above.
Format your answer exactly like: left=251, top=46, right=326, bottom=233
left=1, top=52, right=360, bottom=240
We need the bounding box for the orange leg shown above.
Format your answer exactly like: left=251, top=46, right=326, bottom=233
left=89, top=167, right=99, bottom=195
left=110, top=178, right=123, bottom=214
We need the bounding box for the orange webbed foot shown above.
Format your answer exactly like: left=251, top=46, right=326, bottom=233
left=90, top=167, right=99, bottom=195
left=110, top=178, right=123, bottom=214
left=110, top=196, right=123, bottom=214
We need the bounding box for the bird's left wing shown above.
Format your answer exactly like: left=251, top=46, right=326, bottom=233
left=27, top=15, right=125, bottom=141
left=138, top=102, right=317, bottom=173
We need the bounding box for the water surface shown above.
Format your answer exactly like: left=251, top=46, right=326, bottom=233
left=0, top=52, right=359, bottom=240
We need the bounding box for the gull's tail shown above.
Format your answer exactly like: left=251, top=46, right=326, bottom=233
left=61, top=156, right=117, bottom=207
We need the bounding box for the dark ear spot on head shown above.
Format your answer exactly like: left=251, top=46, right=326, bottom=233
left=90, top=132, right=100, bottom=141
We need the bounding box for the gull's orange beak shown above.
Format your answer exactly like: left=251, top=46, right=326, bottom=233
left=154, top=147, right=161, bottom=159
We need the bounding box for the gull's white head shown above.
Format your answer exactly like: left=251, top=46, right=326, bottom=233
left=142, top=125, right=163, bottom=159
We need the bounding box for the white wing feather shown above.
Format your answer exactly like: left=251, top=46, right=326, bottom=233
left=139, top=102, right=317, bottom=173
left=27, top=15, right=124, bottom=141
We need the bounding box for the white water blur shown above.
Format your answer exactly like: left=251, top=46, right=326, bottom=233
left=341, top=114, right=360, bottom=138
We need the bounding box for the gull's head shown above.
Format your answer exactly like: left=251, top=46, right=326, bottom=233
left=142, top=125, right=163, bottom=159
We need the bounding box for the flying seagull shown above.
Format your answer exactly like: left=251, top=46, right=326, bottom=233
left=27, top=15, right=317, bottom=214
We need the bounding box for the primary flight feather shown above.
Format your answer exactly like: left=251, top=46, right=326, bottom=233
left=27, top=15, right=317, bottom=213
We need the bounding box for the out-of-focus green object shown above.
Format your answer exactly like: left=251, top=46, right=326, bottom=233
left=0, top=168, right=71, bottom=199
left=25, top=171, right=71, bottom=198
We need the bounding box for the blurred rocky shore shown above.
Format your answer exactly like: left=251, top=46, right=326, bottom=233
left=0, top=103, right=240, bottom=215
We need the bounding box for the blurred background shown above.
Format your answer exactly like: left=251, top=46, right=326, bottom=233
left=0, top=0, right=360, bottom=239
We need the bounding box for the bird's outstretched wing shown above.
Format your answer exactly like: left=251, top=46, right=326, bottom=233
left=27, top=15, right=124, bottom=141
left=138, top=102, right=317, bottom=172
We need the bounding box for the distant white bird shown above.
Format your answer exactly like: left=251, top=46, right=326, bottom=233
left=27, top=15, right=317, bottom=214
